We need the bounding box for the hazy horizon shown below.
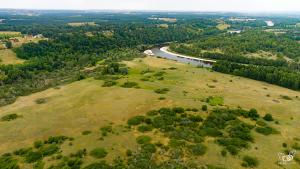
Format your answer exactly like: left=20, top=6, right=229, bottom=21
left=1, top=0, right=300, bottom=12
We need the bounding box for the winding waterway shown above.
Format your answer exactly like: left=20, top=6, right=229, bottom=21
left=150, top=47, right=215, bottom=68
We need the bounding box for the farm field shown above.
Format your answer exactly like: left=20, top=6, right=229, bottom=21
left=1, top=56, right=300, bottom=169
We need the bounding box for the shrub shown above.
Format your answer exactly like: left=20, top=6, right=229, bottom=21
left=189, top=115, right=203, bottom=122
left=249, top=108, right=260, bottom=120
left=140, top=77, right=150, bottom=81
left=137, top=125, right=153, bottom=132
left=172, top=107, right=185, bottom=114
left=169, top=139, right=186, bottom=148
left=154, top=88, right=170, bottom=94
left=13, top=148, right=32, bottom=156
left=201, top=127, right=223, bottom=137
left=33, top=160, right=44, bottom=169
left=0, top=154, right=19, bottom=169
left=1, top=114, right=20, bottom=121
left=76, top=73, right=86, bottom=81
left=121, top=82, right=138, bottom=88
left=221, top=150, right=227, bottom=157
left=157, top=77, right=164, bottom=80
left=127, top=116, right=145, bottom=126
left=100, top=126, right=112, bottom=136
left=33, top=141, right=43, bottom=149
left=217, top=138, right=249, bottom=155
left=144, top=118, right=152, bottom=124
left=136, top=135, right=152, bottom=144
left=255, top=126, right=279, bottom=135
left=66, top=158, right=83, bottom=168
left=153, top=71, right=165, bottom=77
left=102, top=80, right=117, bottom=87
left=39, top=144, right=59, bottom=156
left=126, top=149, right=132, bottom=156
left=206, top=96, right=224, bottom=106
left=70, top=149, right=87, bottom=158
left=282, top=143, right=287, bottom=148
left=292, top=143, right=300, bottom=150
left=256, top=120, right=267, bottom=126
left=263, top=113, right=274, bottom=121
left=141, top=144, right=156, bottom=153
left=228, top=123, right=254, bottom=142
left=100, top=126, right=112, bottom=133
left=5, top=41, right=12, bottom=49
left=241, top=156, right=259, bottom=168
left=188, top=144, right=207, bottom=156
left=82, top=130, right=92, bottom=135
left=280, top=95, right=292, bottom=100
left=83, top=161, right=110, bottom=169
left=226, top=145, right=239, bottom=155
left=146, top=110, right=158, bottom=116
left=25, top=151, right=43, bottom=163
left=90, top=148, right=107, bottom=159
left=35, top=98, right=47, bottom=104
left=202, top=105, right=208, bottom=111
left=44, top=136, right=69, bottom=144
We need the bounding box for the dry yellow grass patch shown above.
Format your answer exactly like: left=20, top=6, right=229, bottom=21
left=216, top=23, right=231, bottom=30
left=0, top=49, right=24, bottom=64
left=157, top=24, right=169, bottom=28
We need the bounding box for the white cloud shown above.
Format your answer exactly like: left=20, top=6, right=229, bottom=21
left=1, top=0, right=300, bottom=12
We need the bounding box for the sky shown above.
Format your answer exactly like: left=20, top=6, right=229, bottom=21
left=1, top=0, right=300, bottom=12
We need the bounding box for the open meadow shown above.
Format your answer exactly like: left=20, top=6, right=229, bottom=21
left=0, top=49, right=24, bottom=64
left=0, top=56, right=300, bottom=168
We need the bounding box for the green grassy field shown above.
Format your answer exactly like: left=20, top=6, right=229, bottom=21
left=0, top=56, right=300, bottom=168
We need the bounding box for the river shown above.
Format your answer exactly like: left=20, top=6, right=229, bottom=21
left=149, top=47, right=215, bottom=68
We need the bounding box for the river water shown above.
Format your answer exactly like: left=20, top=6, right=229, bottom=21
left=151, top=47, right=214, bottom=68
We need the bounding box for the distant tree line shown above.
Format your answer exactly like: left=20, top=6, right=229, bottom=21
left=213, top=61, right=300, bottom=90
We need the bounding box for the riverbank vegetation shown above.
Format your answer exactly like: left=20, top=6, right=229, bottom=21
left=170, top=30, right=300, bottom=90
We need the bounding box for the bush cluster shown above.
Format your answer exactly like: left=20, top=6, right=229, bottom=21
left=90, top=148, right=107, bottom=159
left=1, top=114, right=20, bottom=122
